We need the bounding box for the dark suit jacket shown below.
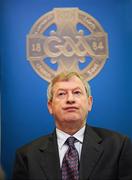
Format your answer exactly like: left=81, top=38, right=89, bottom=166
left=12, top=125, right=132, bottom=180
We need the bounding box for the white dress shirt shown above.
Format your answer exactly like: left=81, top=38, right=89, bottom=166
left=56, top=125, right=86, bottom=167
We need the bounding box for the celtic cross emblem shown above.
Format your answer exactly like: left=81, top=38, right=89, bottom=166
left=27, top=8, right=108, bottom=82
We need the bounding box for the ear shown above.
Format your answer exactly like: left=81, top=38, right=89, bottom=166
left=47, top=101, right=53, bottom=115
left=87, top=96, right=93, bottom=111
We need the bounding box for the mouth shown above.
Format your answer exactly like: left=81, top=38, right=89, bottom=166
left=63, top=107, right=78, bottom=112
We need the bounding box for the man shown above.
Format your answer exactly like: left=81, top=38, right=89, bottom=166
left=12, top=72, right=132, bottom=180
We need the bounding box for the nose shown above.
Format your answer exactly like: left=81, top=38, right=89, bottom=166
left=66, top=92, right=75, bottom=104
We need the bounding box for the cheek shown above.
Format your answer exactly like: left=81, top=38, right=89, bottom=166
left=52, top=101, right=63, bottom=113
left=80, top=100, right=89, bottom=113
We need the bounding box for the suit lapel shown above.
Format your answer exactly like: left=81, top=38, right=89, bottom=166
left=79, top=125, right=104, bottom=180
left=38, top=131, right=61, bottom=180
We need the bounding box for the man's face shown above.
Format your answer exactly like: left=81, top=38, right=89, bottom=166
left=48, top=76, right=92, bottom=130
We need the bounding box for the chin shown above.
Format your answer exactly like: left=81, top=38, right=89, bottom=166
left=63, top=115, right=81, bottom=122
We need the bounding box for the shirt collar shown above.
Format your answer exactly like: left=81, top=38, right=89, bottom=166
left=56, top=125, right=86, bottom=150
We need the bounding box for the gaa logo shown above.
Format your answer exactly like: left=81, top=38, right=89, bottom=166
left=27, top=8, right=108, bottom=82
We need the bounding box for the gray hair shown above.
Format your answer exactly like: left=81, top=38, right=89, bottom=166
left=47, top=72, right=91, bottom=101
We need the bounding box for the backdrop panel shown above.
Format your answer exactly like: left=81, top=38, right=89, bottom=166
left=1, top=0, right=132, bottom=178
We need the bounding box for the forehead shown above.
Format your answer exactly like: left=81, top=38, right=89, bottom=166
left=52, top=76, right=85, bottom=92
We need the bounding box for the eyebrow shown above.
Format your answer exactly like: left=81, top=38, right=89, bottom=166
left=56, top=87, right=82, bottom=92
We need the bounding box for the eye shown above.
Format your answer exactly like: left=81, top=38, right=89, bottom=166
left=57, top=91, right=67, bottom=98
left=58, top=92, right=65, bottom=96
left=73, top=90, right=82, bottom=95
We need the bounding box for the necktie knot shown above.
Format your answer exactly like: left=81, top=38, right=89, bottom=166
left=65, top=136, right=76, bottom=148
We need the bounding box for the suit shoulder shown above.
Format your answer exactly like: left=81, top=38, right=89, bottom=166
left=91, top=126, right=129, bottom=142
left=16, top=133, right=53, bottom=154
left=88, top=126, right=132, bottom=153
